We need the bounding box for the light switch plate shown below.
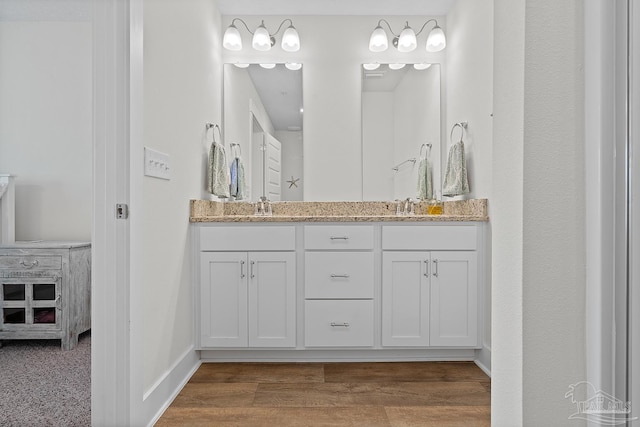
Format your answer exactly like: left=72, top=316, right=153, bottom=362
left=144, top=147, right=171, bottom=180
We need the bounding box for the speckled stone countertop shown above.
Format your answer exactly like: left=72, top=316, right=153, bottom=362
left=190, top=199, right=488, bottom=222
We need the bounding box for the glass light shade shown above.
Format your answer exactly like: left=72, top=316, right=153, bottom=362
left=223, top=24, right=242, bottom=51
left=369, top=26, right=388, bottom=52
left=388, top=63, right=406, bottom=70
left=281, top=25, right=300, bottom=52
left=285, top=62, right=302, bottom=71
left=363, top=63, right=380, bottom=71
left=426, top=25, right=446, bottom=52
left=259, top=63, right=276, bottom=69
left=413, top=63, right=432, bottom=70
left=233, top=63, right=250, bottom=68
left=397, top=26, right=417, bottom=52
left=252, top=23, right=272, bottom=51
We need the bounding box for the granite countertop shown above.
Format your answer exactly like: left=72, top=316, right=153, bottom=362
left=190, top=199, right=488, bottom=223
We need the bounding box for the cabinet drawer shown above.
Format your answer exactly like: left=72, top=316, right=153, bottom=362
left=305, top=252, right=374, bottom=299
left=0, top=256, right=62, bottom=270
left=304, top=300, right=373, bottom=347
left=382, top=225, right=477, bottom=250
left=304, top=226, right=374, bottom=250
left=200, top=226, right=295, bottom=251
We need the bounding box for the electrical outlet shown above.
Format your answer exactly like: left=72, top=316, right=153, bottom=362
left=144, top=147, right=171, bottom=180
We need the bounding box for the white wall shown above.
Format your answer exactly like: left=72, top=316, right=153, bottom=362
left=276, top=130, right=303, bottom=201
left=446, top=0, right=494, bottom=202
left=141, top=0, right=222, bottom=395
left=445, top=0, right=494, bottom=369
left=0, top=21, right=92, bottom=241
left=492, top=0, right=587, bottom=424
left=222, top=16, right=446, bottom=201
left=522, top=0, right=586, bottom=423
left=491, top=0, right=525, bottom=422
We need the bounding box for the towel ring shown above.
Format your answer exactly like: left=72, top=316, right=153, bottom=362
left=450, top=122, right=468, bottom=142
left=206, top=123, right=222, bottom=145
left=420, top=143, right=432, bottom=159
left=230, top=143, right=242, bottom=158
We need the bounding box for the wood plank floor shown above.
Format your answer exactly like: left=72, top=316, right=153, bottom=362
left=156, top=362, right=491, bottom=426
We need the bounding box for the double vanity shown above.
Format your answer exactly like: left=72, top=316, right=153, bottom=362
left=191, top=199, right=488, bottom=362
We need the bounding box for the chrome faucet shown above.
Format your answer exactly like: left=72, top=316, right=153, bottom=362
left=405, top=197, right=415, bottom=215
left=395, top=198, right=415, bottom=215
left=254, top=196, right=272, bottom=216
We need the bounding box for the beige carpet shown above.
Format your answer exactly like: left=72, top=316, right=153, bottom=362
left=0, top=331, right=90, bottom=426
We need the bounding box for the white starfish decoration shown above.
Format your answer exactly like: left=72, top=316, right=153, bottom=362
left=286, top=176, right=300, bottom=188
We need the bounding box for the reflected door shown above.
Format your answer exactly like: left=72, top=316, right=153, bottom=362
left=265, top=134, right=282, bottom=201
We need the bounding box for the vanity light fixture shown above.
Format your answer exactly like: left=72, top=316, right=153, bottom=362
left=368, top=19, right=446, bottom=53
left=259, top=63, right=276, bottom=69
left=233, top=63, right=250, bottom=68
left=285, top=62, right=302, bottom=71
left=223, top=18, right=300, bottom=52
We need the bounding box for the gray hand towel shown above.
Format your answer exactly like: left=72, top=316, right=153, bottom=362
left=417, top=158, right=433, bottom=200
left=207, top=142, right=230, bottom=198
left=442, top=140, right=470, bottom=197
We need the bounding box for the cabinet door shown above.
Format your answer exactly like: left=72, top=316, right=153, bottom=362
left=200, top=252, right=248, bottom=347
left=430, top=251, right=478, bottom=347
left=1, top=277, right=61, bottom=331
left=382, top=251, right=430, bottom=347
left=248, top=252, right=296, bottom=347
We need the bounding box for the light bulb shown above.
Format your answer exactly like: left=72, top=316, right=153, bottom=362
left=285, top=63, right=302, bottom=71
left=388, top=63, right=406, bottom=70
left=426, top=25, right=446, bottom=52
left=252, top=22, right=272, bottom=51
left=259, top=63, right=276, bottom=69
left=369, top=25, right=388, bottom=52
left=363, top=63, right=380, bottom=71
left=281, top=25, right=300, bottom=52
left=413, top=63, right=432, bottom=70
left=397, top=24, right=417, bottom=52
left=223, top=24, right=242, bottom=51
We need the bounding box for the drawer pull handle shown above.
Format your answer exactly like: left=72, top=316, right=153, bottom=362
left=19, top=259, right=39, bottom=269
left=330, top=322, right=350, bottom=327
left=433, top=259, right=439, bottom=277
left=330, top=274, right=350, bottom=279
left=330, top=236, right=349, bottom=241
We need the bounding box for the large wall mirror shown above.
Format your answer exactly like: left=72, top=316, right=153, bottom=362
left=223, top=62, right=442, bottom=202
left=223, top=63, right=303, bottom=202
left=362, top=63, right=442, bottom=201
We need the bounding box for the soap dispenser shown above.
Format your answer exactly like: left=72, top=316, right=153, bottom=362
left=427, top=192, right=443, bottom=215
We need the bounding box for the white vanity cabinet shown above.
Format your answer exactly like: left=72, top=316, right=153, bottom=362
left=382, top=225, right=480, bottom=348
left=303, top=225, right=375, bottom=347
left=198, top=226, right=296, bottom=348
left=195, top=220, right=485, bottom=357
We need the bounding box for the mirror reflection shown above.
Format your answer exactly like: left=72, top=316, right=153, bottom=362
left=223, top=63, right=303, bottom=201
left=362, top=63, right=441, bottom=201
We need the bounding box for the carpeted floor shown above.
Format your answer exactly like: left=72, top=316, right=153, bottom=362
left=0, top=331, right=91, bottom=427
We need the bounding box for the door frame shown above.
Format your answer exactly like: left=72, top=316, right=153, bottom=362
left=91, top=0, right=143, bottom=424
left=585, top=1, right=639, bottom=423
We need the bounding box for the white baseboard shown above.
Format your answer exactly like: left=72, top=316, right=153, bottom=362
left=200, top=348, right=477, bottom=362
left=143, top=346, right=200, bottom=427
left=474, top=344, right=492, bottom=377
